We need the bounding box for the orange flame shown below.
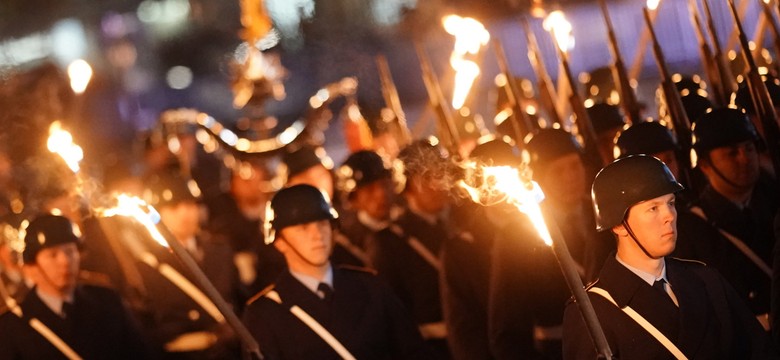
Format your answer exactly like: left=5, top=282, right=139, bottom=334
left=47, top=121, right=83, bottom=173
left=458, top=163, right=553, bottom=246
left=647, top=0, right=661, bottom=11
left=101, top=194, right=168, bottom=248
left=543, top=11, right=574, bottom=53
left=443, top=15, right=490, bottom=110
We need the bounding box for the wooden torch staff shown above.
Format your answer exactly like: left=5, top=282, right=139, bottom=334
left=687, top=0, right=729, bottom=106
left=727, top=0, right=780, bottom=177
left=521, top=17, right=564, bottom=126
left=548, top=31, right=607, bottom=169
left=375, top=55, right=412, bottom=148
left=414, top=42, right=461, bottom=155
left=492, top=37, right=535, bottom=144
left=759, top=0, right=780, bottom=63
left=598, top=0, right=642, bottom=124
left=643, top=8, right=695, bottom=189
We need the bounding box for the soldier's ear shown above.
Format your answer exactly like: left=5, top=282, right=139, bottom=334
left=611, top=223, right=628, bottom=237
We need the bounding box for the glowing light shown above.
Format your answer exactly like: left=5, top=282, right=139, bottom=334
left=67, top=59, right=93, bottom=94
left=543, top=11, right=574, bottom=53
left=458, top=164, right=553, bottom=246
left=101, top=194, right=167, bottom=248
left=166, top=66, right=193, bottom=90
left=443, top=14, right=490, bottom=109
left=47, top=121, right=83, bottom=173
left=647, top=0, right=661, bottom=11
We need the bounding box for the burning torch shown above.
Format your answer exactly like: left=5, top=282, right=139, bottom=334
left=687, top=0, right=729, bottom=106
left=522, top=17, right=564, bottom=126
left=628, top=0, right=661, bottom=81
left=459, top=164, right=613, bottom=359
left=543, top=11, right=606, bottom=168
left=492, top=37, right=536, bottom=143
left=415, top=43, right=461, bottom=155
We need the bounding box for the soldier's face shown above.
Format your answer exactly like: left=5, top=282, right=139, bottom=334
left=615, top=193, right=677, bottom=258
left=702, top=141, right=759, bottom=191
left=352, top=179, right=394, bottom=221
left=287, top=166, right=334, bottom=201
left=537, top=153, right=587, bottom=206
left=277, top=220, right=333, bottom=268
left=30, top=243, right=80, bottom=296
left=159, top=201, right=201, bottom=242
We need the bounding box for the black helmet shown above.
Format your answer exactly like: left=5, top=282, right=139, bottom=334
left=614, top=121, right=677, bottom=159
left=281, top=146, right=333, bottom=180
left=592, top=155, right=683, bottom=231
left=336, top=150, right=392, bottom=195
left=270, top=184, right=337, bottom=234
left=469, top=138, right=522, bottom=167
left=586, top=103, right=626, bottom=135
left=680, top=94, right=713, bottom=124
left=143, top=171, right=200, bottom=208
left=22, top=214, right=81, bottom=264
left=525, top=128, right=582, bottom=173
left=691, top=108, right=760, bottom=160
left=732, top=75, right=780, bottom=115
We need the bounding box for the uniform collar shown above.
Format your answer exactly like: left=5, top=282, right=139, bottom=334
left=615, top=254, right=668, bottom=286
left=289, top=265, right=333, bottom=295
left=357, top=210, right=389, bottom=231
left=35, top=286, right=74, bottom=318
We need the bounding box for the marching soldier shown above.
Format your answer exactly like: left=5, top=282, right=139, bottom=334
left=334, top=150, right=400, bottom=268
left=563, top=155, right=775, bottom=359
left=689, top=108, right=779, bottom=328
left=0, top=214, right=150, bottom=359
left=242, top=184, right=428, bottom=359
left=280, top=145, right=335, bottom=200
left=371, top=140, right=454, bottom=358
left=585, top=103, right=626, bottom=164
left=141, top=170, right=240, bottom=358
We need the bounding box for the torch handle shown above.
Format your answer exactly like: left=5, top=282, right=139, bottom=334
left=155, top=223, right=264, bottom=360
left=546, top=218, right=614, bottom=359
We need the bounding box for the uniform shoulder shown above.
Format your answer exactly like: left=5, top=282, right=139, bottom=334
left=565, top=279, right=601, bottom=306
left=336, top=264, right=378, bottom=276
left=77, top=270, right=116, bottom=289
left=668, top=257, right=707, bottom=268
left=246, top=284, right=277, bottom=306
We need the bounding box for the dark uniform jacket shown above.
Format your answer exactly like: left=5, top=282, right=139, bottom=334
left=0, top=285, right=150, bottom=360
left=563, top=256, right=775, bottom=359
left=371, top=209, right=446, bottom=328
left=242, top=267, right=428, bottom=360
left=692, top=178, right=779, bottom=315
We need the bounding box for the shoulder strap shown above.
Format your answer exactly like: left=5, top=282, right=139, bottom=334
left=688, top=206, right=771, bottom=277
left=406, top=236, right=442, bottom=272
left=333, top=232, right=373, bottom=268
left=264, top=290, right=357, bottom=360
left=588, top=287, right=688, bottom=360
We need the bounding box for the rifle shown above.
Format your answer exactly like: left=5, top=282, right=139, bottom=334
left=701, top=0, right=737, bottom=98
left=727, top=0, right=780, bottom=176
left=492, top=37, right=535, bottom=144
left=521, top=18, right=564, bottom=126
left=375, top=55, right=412, bottom=148
left=598, top=0, right=642, bottom=124
left=414, top=43, right=461, bottom=155
left=687, top=0, right=728, bottom=106
left=642, top=7, right=695, bottom=188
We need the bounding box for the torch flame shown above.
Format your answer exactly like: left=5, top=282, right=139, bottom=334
left=47, top=121, right=83, bottom=173
left=543, top=11, right=574, bottom=53
left=443, top=15, right=490, bottom=110
left=647, top=0, right=661, bottom=11
left=67, top=59, right=93, bottom=94
left=458, top=164, right=553, bottom=246
left=101, top=194, right=168, bottom=248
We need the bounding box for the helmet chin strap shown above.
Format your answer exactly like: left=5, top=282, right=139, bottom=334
left=622, top=219, right=656, bottom=259
left=279, top=237, right=331, bottom=269
left=707, top=159, right=748, bottom=190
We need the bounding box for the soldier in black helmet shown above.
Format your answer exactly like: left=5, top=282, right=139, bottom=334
left=241, top=184, right=427, bottom=359
left=0, top=214, right=150, bottom=359
left=525, top=128, right=613, bottom=279
left=563, top=156, right=774, bottom=359
left=586, top=103, right=626, bottom=164
left=334, top=150, right=399, bottom=268
left=690, top=108, right=779, bottom=328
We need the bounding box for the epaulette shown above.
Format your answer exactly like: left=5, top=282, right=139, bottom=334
left=246, top=284, right=276, bottom=306
left=77, top=270, right=115, bottom=290
left=337, top=264, right=378, bottom=276
left=389, top=224, right=405, bottom=238
left=565, top=279, right=601, bottom=306
left=669, top=257, right=707, bottom=267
